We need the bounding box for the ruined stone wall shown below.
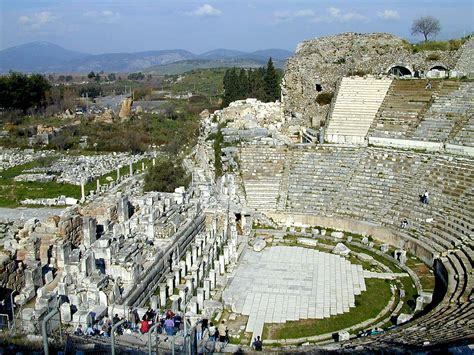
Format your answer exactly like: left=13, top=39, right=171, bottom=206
left=282, top=32, right=461, bottom=128
left=0, top=253, right=25, bottom=291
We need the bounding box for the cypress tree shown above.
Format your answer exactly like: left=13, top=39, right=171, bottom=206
left=222, top=68, right=239, bottom=107
left=238, top=68, right=249, bottom=99
left=263, top=57, right=280, bottom=102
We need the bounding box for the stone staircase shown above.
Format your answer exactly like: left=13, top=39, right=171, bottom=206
left=325, top=76, right=392, bottom=144
left=238, top=146, right=287, bottom=211
left=411, top=81, right=473, bottom=142
left=369, top=79, right=442, bottom=139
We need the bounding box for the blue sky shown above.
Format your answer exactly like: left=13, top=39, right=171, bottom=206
left=0, top=0, right=472, bottom=54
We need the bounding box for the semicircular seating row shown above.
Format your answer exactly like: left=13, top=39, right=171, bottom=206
left=238, top=145, right=474, bottom=348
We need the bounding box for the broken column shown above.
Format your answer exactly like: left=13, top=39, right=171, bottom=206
left=83, top=217, right=97, bottom=249
left=80, top=180, right=85, bottom=202
left=118, top=195, right=129, bottom=223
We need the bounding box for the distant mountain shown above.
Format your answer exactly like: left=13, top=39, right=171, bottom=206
left=246, top=49, right=293, bottom=61
left=52, top=49, right=196, bottom=73
left=0, top=42, right=293, bottom=73
left=0, top=41, right=87, bottom=72
left=198, top=49, right=247, bottom=59
left=145, top=58, right=287, bottom=75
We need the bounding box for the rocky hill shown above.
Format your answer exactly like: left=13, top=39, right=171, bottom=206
left=282, top=32, right=462, bottom=129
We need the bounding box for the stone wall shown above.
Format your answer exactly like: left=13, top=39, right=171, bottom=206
left=282, top=32, right=461, bottom=129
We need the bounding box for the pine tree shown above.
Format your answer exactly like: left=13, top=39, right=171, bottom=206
left=263, top=58, right=280, bottom=102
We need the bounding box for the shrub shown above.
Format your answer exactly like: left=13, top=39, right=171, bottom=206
left=315, top=92, right=334, bottom=106
left=144, top=159, right=190, bottom=192
left=426, top=53, right=440, bottom=61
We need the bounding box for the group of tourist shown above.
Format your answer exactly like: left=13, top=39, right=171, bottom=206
left=73, top=308, right=183, bottom=338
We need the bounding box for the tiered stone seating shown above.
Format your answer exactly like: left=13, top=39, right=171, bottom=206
left=238, top=146, right=287, bottom=211
left=325, top=76, right=392, bottom=144
left=285, top=146, right=361, bottom=213
left=451, top=117, right=474, bottom=147
left=238, top=144, right=474, bottom=347
left=370, top=79, right=439, bottom=138
left=412, top=81, right=473, bottom=142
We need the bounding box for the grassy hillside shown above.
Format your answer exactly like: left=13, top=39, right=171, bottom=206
left=145, top=58, right=286, bottom=75
left=166, top=68, right=226, bottom=98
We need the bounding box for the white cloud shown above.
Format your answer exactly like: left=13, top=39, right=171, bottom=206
left=327, top=7, right=367, bottom=22
left=378, top=10, right=400, bottom=20
left=18, top=11, right=57, bottom=29
left=83, top=10, right=121, bottom=24
left=189, top=4, right=222, bottom=17
left=273, top=9, right=315, bottom=22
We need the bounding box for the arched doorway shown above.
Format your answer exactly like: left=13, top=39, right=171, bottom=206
left=427, top=65, right=448, bottom=78
left=388, top=65, right=413, bottom=77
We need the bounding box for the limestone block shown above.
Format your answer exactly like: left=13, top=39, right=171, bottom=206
left=380, top=244, right=389, bottom=253
left=60, top=302, right=72, bottom=322
left=253, top=238, right=266, bottom=252
left=44, top=270, right=54, bottom=284
left=357, top=253, right=373, bottom=262
left=331, top=231, right=344, bottom=239
left=338, top=331, right=350, bottom=341
left=333, top=243, right=350, bottom=256
left=397, top=313, right=413, bottom=325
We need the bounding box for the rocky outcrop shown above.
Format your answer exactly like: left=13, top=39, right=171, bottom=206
left=94, top=109, right=114, bottom=124
left=282, top=32, right=461, bottom=128
left=119, top=97, right=133, bottom=120
left=454, top=36, right=474, bottom=76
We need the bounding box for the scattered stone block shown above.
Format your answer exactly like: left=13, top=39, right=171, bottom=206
left=333, top=243, right=351, bottom=256
left=253, top=238, right=266, bottom=252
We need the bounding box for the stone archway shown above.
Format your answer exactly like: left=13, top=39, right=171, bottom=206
left=427, top=64, right=449, bottom=78
left=388, top=65, right=413, bottom=77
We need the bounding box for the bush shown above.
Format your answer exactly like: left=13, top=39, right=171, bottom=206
left=144, top=159, right=190, bottom=192
left=426, top=53, right=440, bottom=61
left=315, top=92, right=334, bottom=106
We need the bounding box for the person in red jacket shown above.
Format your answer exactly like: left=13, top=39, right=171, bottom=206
left=140, top=319, right=150, bottom=333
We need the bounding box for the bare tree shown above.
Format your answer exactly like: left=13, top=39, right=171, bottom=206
left=411, top=16, right=441, bottom=42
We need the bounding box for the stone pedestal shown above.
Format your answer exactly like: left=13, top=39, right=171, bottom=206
left=209, top=269, right=216, bottom=290
left=196, top=288, right=205, bottom=312
left=223, top=246, right=230, bottom=265
left=177, top=285, right=188, bottom=310
left=180, top=260, right=187, bottom=277
left=169, top=295, right=180, bottom=313
left=191, top=266, right=199, bottom=289
left=184, top=275, right=194, bottom=295
left=186, top=250, right=192, bottom=270
left=203, top=279, right=211, bottom=300
left=219, top=255, right=225, bottom=275
left=166, top=274, right=175, bottom=293
left=151, top=295, right=159, bottom=310
left=159, top=283, right=168, bottom=303
left=190, top=297, right=198, bottom=314
left=173, top=266, right=181, bottom=286
left=192, top=245, right=198, bottom=266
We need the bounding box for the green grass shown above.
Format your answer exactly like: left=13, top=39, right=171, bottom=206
left=0, top=156, right=149, bottom=207
left=411, top=38, right=469, bottom=53
left=166, top=68, right=226, bottom=98
left=263, top=279, right=392, bottom=340
left=399, top=276, right=418, bottom=314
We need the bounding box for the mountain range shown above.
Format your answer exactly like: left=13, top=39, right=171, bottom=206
left=0, top=42, right=293, bottom=74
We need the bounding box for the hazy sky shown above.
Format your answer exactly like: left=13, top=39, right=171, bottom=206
left=0, top=0, right=473, bottom=54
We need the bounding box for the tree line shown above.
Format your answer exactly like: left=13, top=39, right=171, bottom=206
left=222, top=58, right=281, bottom=107
left=0, top=72, right=51, bottom=113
